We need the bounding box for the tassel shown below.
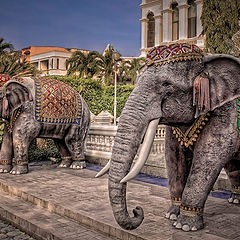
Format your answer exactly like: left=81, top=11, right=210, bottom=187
left=2, top=96, right=9, bottom=119
left=193, top=76, right=210, bottom=117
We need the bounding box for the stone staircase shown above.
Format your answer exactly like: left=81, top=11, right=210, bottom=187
left=0, top=164, right=239, bottom=240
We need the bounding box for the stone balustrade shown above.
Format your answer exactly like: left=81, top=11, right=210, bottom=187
left=85, top=111, right=167, bottom=177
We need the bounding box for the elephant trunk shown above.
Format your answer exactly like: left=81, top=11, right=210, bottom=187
left=108, top=92, right=153, bottom=230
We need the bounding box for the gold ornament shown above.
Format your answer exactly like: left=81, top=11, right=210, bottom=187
left=171, top=113, right=210, bottom=148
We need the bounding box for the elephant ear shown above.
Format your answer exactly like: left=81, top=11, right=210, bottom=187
left=193, top=54, right=240, bottom=118
left=3, top=80, right=33, bottom=118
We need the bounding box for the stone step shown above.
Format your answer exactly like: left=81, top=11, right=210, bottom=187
left=0, top=189, right=113, bottom=240
left=0, top=167, right=145, bottom=240
left=0, top=166, right=239, bottom=240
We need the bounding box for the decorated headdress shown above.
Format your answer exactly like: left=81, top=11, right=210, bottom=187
left=0, top=74, right=11, bottom=87
left=146, top=43, right=204, bottom=66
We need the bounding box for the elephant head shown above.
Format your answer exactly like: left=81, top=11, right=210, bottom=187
left=0, top=78, right=33, bottom=129
left=106, top=43, right=240, bottom=230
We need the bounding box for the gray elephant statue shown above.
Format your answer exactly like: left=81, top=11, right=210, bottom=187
left=0, top=75, right=90, bottom=174
left=97, top=43, right=240, bottom=232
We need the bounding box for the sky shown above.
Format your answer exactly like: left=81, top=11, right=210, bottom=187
left=0, top=0, right=142, bottom=57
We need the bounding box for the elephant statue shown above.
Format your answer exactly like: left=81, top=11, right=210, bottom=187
left=0, top=75, right=90, bottom=174
left=97, top=43, right=240, bottom=232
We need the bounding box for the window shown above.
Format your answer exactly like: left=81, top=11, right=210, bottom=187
left=24, top=51, right=30, bottom=56
left=188, top=0, right=197, bottom=38
left=56, top=58, right=59, bottom=69
left=172, top=3, right=179, bottom=41
left=147, top=12, right=155, bottom=48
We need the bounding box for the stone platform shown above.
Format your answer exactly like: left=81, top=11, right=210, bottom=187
left=0, top=163, right=239, bottom=240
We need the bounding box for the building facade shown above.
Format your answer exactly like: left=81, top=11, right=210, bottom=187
left=22, top=46, right=89, bottom=76
left=140, top=0, right=204, bottom=56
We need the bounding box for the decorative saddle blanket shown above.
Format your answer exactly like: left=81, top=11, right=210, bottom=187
left=35, top=78, right=82, bottom=125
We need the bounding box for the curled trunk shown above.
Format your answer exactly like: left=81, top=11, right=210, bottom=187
left=108, top=92, right=152, bottom=230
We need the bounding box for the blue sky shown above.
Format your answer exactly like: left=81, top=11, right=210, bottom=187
left=0, top=0, right=142, bottom=56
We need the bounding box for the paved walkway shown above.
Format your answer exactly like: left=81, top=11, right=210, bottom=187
left=0, top=218, right=35, bottom=240
left=0, top=163, right=239, bottom=240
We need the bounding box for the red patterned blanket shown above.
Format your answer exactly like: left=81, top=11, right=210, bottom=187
left=35, top=78, right=82, bottom=125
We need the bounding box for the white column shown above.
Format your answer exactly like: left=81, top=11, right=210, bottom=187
left=154, top=15, right=162, bottom=46
left=140, top=18, right=148, bottom=49
left=53, top=58, right=57, bottom=69
left=48, top=59, right=51, bottom=70
left=178, top=4, right=189, bottom=40
left=195, top=0, right=202, bottom=36
left=59, top=58, right=67, bottom=70
left=162, top=9, right=172, bottom=42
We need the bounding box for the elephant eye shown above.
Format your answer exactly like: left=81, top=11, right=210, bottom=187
left=162, top=81, right=171, bottom=87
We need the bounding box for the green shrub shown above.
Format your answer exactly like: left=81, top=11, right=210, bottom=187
left=28, top=139, right=60, bottom=162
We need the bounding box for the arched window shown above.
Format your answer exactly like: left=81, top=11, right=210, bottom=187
left=172, top=3, right=179, bottom=41
left=188, top=0, right=197, bottom=38
left=147, top=12, right=155, bottom=48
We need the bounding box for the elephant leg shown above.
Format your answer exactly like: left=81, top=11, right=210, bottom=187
left=174, top=135, right=235, bottom=232
left=224, top=158, right=240, bottom=204
left=11, top=135, right=29, bottom=175
left=165, top=126, right=192, bottom=220
left=54, top=139, right=73, bottom=168
left=65, top=125, right=88, bottom=169
left=0, top=126, right=13, bottom=173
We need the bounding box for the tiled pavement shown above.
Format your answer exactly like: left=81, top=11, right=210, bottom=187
left=0, top=162, right=239, bottom=240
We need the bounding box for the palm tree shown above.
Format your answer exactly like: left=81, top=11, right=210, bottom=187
left=118, top=60, right=131, bottom=84
left=66, top=50, right=102, bottom=78
left=127, top=57, right=145, bottom=84
left=0, top=51, right=38, bottom=77
left=0, top=38, right=14, bottom=54
left=98, top=45, right=121, bottom=85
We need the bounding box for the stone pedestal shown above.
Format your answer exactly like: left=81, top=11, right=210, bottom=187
left=93, top=111, right=113, bottom=125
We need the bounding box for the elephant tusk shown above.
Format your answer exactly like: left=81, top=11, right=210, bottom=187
left=95, top=160, right=110, bottom=178
left=120, top=118, right=160, bottom=183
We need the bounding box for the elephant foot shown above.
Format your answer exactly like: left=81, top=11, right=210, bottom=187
left=228, top=192, right=240, bottom=204
left=173, top=208, right=204, bottom=232
left=10, top=165, right=29, bottom=175
left=0, top=164, right=12, bottom=173
left=58, top=157, right=72, bottom=168
left=165, top=205, right=180, bottom=220
left=70, top=160, right=86, bottom=169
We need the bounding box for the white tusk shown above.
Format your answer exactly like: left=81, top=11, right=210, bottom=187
left=95, top=160, right=111, bottom=178
left=120, top=118, right=160, bottom=183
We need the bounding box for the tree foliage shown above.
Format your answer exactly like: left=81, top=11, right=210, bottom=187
left=65, top=44, right=145, bottom=86
left=201, top=0, right=240, bottom=54
left=0, top=38, right=38, bottom=77
left=66, top=50, right=103, bottom=78
left=0, top=51, right=38, bottom=77
left=0, top=38, right=13, bottom=54
left=98, top=45, right=121, bottom=85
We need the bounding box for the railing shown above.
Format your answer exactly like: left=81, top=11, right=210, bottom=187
left=85, top=111, right=166, bottom=174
